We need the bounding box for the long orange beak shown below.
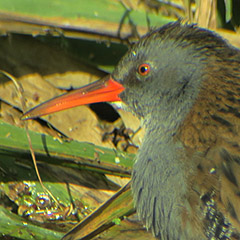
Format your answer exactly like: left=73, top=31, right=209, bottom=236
left=22, top=75, right=125, bottom=120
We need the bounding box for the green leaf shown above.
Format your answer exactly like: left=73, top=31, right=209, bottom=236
left=0, top=121, right=134, bottom=176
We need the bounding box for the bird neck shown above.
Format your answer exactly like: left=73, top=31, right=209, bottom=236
left=143, top=96, right=195, bottom=142
left=132, top=121, right=189, bottom=238
left=131, top=89, right=197, bottom=237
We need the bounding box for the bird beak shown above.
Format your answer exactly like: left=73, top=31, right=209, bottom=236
left=22, top=75, right=125, bottom=120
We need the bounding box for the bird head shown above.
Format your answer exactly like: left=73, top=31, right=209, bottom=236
left=22, top=22, right=232, bottom=128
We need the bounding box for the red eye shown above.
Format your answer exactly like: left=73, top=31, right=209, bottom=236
left=138, top=63, right=150, bottom=76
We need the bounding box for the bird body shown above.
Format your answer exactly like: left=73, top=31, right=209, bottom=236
left=23, top=22, right=240, bottom=239
left=112, top=22, right=240, bottom=239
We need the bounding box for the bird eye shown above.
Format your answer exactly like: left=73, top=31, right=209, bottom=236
left=138, top=63, right=150, bottom=76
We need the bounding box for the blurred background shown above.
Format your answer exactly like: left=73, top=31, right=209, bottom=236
left=0, top=1, right=239, bottom=239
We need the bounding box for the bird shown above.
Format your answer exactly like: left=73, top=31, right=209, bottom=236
left=23, top=22, right=240, bottom=239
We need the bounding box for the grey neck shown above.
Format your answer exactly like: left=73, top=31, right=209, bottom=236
left=131, top=86, right=200, bottom=238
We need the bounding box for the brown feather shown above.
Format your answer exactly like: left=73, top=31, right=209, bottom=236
left=176, top=45, right=240, bottom=238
